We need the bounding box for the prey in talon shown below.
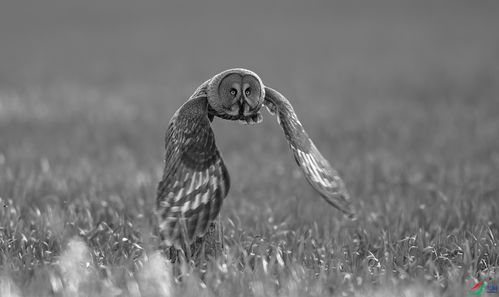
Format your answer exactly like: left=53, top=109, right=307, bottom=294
left=238, top=112, right=263, bottom=125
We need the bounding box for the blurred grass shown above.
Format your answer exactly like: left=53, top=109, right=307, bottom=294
left=0, top=0, right=499, bottom=296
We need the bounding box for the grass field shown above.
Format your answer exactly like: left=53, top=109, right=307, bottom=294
left=1, top=1, right=499, bottom=296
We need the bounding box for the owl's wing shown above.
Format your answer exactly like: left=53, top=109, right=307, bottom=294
left=264, top=87, right=355, bottom=218
left=156, top=96, right=230, bottom=249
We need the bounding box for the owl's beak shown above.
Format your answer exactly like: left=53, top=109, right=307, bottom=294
left=238, top=99, right=245, bottom=117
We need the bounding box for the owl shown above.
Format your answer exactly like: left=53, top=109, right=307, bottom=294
left=156, top=68, right=355, bottom=251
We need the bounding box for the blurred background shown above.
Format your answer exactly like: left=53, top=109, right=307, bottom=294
left=1, top=0, right=498, bottom=226
left=1, top=2, right=499, bottom=295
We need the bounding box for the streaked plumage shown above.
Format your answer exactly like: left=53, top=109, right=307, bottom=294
left=156, top=68, right=354, bottom=251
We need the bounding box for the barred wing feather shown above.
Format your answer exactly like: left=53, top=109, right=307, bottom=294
left=156, top=96, right=230, bottom=248
left=264, top=87, right=355, bottom=218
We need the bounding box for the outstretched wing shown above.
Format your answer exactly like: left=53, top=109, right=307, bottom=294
left=156, top=96, right=230, bottom=248
left=264, top=87, right=355, bottom=218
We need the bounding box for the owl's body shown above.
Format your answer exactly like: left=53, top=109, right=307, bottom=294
left=156, top=69, right=354, bottom=258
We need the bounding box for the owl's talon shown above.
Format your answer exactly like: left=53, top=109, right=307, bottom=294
left=251, top=112, right=263, bottom=124
left=265, top=104, right=276, bottom=115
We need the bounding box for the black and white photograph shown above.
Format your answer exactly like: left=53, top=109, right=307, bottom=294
left=0, top=0, right=498, bottom=296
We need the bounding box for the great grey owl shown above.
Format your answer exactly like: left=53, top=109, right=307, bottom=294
left=156, top=68, right=354, bottom=250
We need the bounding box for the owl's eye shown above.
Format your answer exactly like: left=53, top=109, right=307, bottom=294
left=230, top=88, right=237, bottom=96
left=245, top=88, right=251, bottom=96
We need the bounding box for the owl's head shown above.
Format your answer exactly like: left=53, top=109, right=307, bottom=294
left=206, top=68, right=265, bottom=123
